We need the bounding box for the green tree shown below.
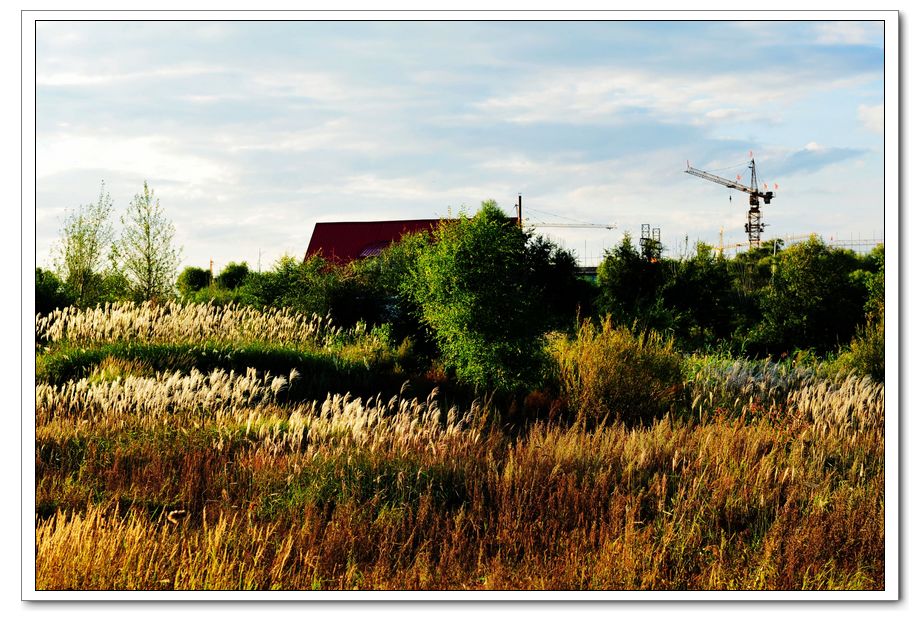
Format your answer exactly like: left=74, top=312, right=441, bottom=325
left=177, top=266, right=212, bottom=297
left=247, top=254, right=337, bottom=317
left=833, top=244, right=884, bottom=381
left=596, top=234, right=665, bottom=333
left=524, top=235, right=596, bottom=330
left=658, top=242, right=736, bottom=349
left=51, top=181, right=115, bottom=305
left=118, top=181, right=181, bottom=302
left=217, top=262, right=250, bottom=290
left=756, top=236, right=867, bottom=354
left=406, top=201, right=547, bottom=392
left=35, top=268, right=76, bottom=315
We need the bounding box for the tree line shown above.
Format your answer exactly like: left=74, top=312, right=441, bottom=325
left=37, top=191, right=884, bottom=387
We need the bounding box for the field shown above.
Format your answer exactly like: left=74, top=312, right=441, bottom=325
left=34, top=303, right=885, bottom=590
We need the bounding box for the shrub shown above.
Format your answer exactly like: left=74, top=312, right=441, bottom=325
left=246, top=255, right=337, bottom=318
left=35, top=268, right=76, bottom=316
left=828, top=317, right=884, bottom=382
left=755, top=237, right=868, bottom=355
left=177, top=266, right=211, bottom=297
left=406, top=202, right=547, bottom=392
left=549, top=317, right=682, bottom=425
left=217, top=262, right=250, bottom=290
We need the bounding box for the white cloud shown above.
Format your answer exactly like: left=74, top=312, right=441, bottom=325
left=472, top=67, right=868, bottom=127
left=858, top=104, right=884, bottom=134
left=227, top=120, right=393, bottom=155
left=814, top=22, right=875, bottom=46
left=37, top=63, right=226, bottom=87
left=36, top=133, right=230, bottom=185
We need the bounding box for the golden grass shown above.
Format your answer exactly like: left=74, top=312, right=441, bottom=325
left=36, top=378, right=884, bottom=590
left=36, top=301, right=342, bottom=348
left=34, top=305, right=885, bottom=591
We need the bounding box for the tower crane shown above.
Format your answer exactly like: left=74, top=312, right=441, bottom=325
left=513, top=195, right=617, bottom=230
left=685, top=156, right=776, bottom=248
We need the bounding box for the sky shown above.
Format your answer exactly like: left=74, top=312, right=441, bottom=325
left=34, top=19, right=885, bottom=271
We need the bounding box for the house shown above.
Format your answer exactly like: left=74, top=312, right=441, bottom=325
left=303, top=219, right=445, bottom=265
left=304, top=214, right=521, bottom=265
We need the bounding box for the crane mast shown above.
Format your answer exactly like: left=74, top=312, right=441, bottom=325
left=685, top=158, right=775, bottom=248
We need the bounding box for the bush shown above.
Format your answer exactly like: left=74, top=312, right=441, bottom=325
left=755, top=237, right=868, bottom=355
left=245, top=255, right=337, bottom=317
left=549, top=317, right=682, bottom=426
left=406, top=201, right=548, bottom=392
left=828, top=317, right=884, bottom=382
left=177, top=266, right=211, bottom=297
left=35, top=268, right=76, bottom=316
left=217, top=262, right=250, bottom=290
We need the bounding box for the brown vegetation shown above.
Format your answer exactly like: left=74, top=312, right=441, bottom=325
left=36, top=368, right=884, bottom=590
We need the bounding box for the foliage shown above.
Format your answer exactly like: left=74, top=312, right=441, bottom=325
left=658, top=242, right=737, bottom=349
left=549, top=317, right=682, bottom=425
left=828, top=319, right=885, bottom=382
left=341, top=231, right=430, bottom=332
left=35, top=268, right=76, bottom=316
left=245, top=255, right=336, bottom=318
left=524, top=234, right=597, bottom=329
left=33, top=288, right=886, bottom=590
left=827, top=244, right=885, bottom=381
left=217, top=262, right=250, bottom=290
left=118, top=181, right=181, bottom=302
left=754, top=236, right=869, bottom=355
left=177, top=267, right=211, bottom=297
left=596, top=234, right=666, bottom=333
left=51, top=181, right=117, bottom=306
left=36, top=382, right=883, bottom=590
left=406, top=202, right=548, bottom=392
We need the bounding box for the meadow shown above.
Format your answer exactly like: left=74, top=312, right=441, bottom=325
left=34, top=302, right=885, bottom=591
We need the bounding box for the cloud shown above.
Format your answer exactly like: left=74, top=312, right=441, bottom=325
left=768, top=142, right=866, bottom=177
left=471, top=67, right=870, bottom=127
left=858, top=104, right=884, bottom=134
left=814, top=22, right=876, bottom=46
left=33, top=21, right=885, bottom=269
left=37, top=63, right=226, bottom=87
left=36, top=133, right=231, bottom=185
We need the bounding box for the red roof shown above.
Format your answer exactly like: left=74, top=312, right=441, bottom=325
left=304, top=219, right=444, bottom=265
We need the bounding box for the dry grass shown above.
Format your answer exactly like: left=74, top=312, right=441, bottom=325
left=36, top=301, right=343, bottom=348
left=34, top=304, right=885, bottom=591
left=36, top=376, right=884, bottom=590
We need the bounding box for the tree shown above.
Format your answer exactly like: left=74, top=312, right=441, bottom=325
left=35, top=268, right=75, bottom=315
left=177, top=266, right=212, bottom=297
left=118, top=181, right=181, bottom=301
left=596, top=234, right=665, bottom=332
left=658, top=242, right=736, bottom=349
left=217, top=262, right=250, bottom=290
left=406, top=200, right=549, bottom=392
left=524, top=235, right=596, bottom=330
left=756, top=236, right=867, bottom=354
left=51, top=181, right=115, bottom=305
left=247, top=254, right=337, bottom=316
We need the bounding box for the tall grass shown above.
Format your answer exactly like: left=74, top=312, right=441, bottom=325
left=36, top=301, right=343, bottom=348
left=36, top=377, right=884, bottom=590
left=34, top=304, right=885, bottom=590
